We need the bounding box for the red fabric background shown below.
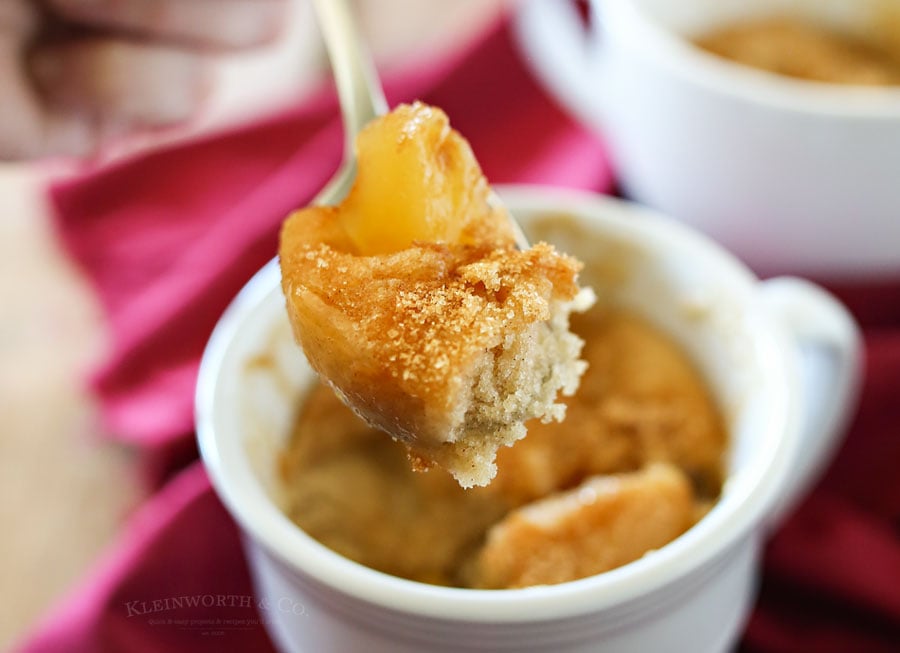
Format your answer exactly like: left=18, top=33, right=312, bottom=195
left=15, top=19, right=900, bottom=653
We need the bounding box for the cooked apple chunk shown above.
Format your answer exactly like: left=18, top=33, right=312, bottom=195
left=279, top=102, right=593, bottom=487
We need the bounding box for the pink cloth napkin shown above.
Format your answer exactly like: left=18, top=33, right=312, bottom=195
left=16, top=17, right=900, bottom=653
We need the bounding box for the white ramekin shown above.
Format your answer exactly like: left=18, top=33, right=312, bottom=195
left=197, top=186, right=860, bottom=652
left=515, top=0, right=900, bottom=279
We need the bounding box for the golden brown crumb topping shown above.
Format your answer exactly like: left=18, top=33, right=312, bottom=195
left=281, top=234, right=581, bottom=412
left=470, top=463, right=694, bottom=589
left=695, top=17, right=900, bottom=86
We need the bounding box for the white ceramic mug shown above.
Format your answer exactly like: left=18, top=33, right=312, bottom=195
left=196, top=186, right=861, bottom=653
left=514, top=0, right=900, bottom=279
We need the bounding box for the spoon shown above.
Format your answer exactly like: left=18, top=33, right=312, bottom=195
left=310, top=0, right=387, bottom=207
left=309, top=0, right=530, bottom=248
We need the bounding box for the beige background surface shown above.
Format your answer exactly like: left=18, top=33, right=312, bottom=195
left=0, top=165, right=139, bottom=648
left=0, top=1, right=506, bottom=649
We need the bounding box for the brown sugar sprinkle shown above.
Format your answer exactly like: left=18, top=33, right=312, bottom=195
left=283, top=239, right=581, bottom=408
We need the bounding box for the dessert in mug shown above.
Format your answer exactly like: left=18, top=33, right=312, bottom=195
left=695, top=17, right=900, bottom=86
left=280, top=307, right=726, bottom=588
left=278, top=102, right=725, bottom=588
left=279, top=102, right=593, bottom=488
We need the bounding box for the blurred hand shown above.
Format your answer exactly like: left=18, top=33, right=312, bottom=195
left=0, top=0, right=287, bottom=160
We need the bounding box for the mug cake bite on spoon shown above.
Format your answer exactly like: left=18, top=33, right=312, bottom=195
left=279, top=102, right=594, bottom=488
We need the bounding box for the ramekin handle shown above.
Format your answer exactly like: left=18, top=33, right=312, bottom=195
left=759, top=277, right=862, bottom=527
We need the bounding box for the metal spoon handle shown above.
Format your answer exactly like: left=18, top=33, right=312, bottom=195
left=312, top=0, right=387, bottom=161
